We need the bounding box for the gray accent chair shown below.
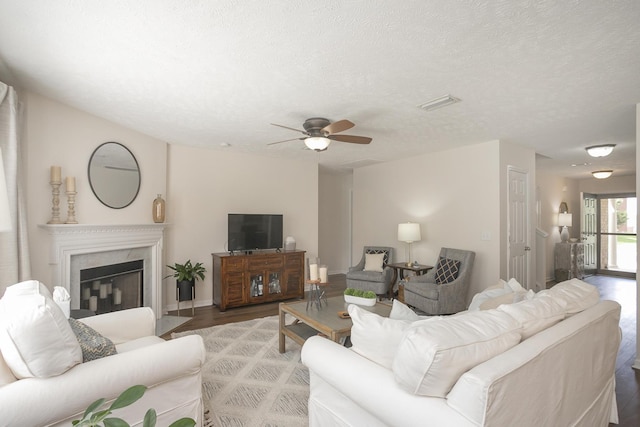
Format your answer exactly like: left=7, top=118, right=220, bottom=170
left=403, top=247, right=475, bottom=315
left=346, top=246, right=394, bottom=298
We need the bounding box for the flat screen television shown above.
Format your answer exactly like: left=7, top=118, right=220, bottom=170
left=228, top=214, right=283, bottom=252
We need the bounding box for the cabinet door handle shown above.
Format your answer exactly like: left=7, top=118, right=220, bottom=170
left=525, top=246, right=531, bottom=251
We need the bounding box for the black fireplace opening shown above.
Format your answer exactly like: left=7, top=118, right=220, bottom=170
left=79, top=260, right=144, bottom=314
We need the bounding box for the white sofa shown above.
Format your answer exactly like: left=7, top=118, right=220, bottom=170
left=0, top=285, right=206, bottom=427
left=302, top=280, right=621, bottom=427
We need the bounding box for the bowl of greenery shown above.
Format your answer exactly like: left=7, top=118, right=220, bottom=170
left=343, top=288, right=377, bottom=306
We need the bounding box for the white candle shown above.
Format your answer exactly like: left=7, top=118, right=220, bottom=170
left=309, top=263, right=319, bottom=281
left=92, top=280, right=100, bottom=290
left=89, top=296, right=98, bottom=312
left=66, top=176, right=76, bottom=192
left=113, top=288, right=122, bottom=305
left=50, top=166, right=61, bottom=182
left=82, top=287, right=91, bottom=300
left=107, top=282, right=112, bottom=294
left=99, top=284, right=107, bottom=299
left=319, top=266, right=328, bottom=283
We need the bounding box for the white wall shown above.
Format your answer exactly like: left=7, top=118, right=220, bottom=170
left=23, top=91, right=168, bottom=286
left=21, top=91, right=320, bottom=313
left=352, top=141, right=505, bottom=304
left=635, top=102, right=640, bottom=370
left=164, top=144, right=319, bottom=310
left=318, top=167, right=352, bottom=274
left=578, top=174, right=635, bottom=195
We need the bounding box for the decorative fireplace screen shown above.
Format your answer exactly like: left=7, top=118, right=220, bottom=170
left=79, top=260, right=144, bottom=315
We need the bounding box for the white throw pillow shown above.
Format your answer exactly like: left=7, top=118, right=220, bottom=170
left=349, top=304, right=438, bottom=369
left=2, top=279, right=52, bottom=299
left=392, top=310, right=521, bottom=397
left=0, top=285, right=82, bottom=379
left=389, top=299, right=438, bottom=321
left=539, top=279, right=600, bottom=315
left=363, top=253, right=385, bottom=272
left=468, top=279, right=510, bottom=311
left=497, top=294, right=567, bottom=339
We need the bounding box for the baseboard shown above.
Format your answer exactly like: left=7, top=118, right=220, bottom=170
left=164, top=298, right=213, bottom=313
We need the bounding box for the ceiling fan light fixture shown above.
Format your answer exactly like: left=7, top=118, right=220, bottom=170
left=586, top=144, right=616, bottom=157
left=592, top=170, right=613, bottom=179
left=417, top=95, right=460, bottom=112
left=305, top=137, right=331, bottom=151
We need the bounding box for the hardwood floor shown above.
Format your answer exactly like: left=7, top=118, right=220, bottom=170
left=164, top=274, right=639, bottom=426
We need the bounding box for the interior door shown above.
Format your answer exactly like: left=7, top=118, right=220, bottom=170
left=581, top=192, right=597, bottom=275
left=507, top=167, right=530, bottom=288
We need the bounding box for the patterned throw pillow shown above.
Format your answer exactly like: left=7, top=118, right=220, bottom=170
left=365, top=249, right=390, bottom=266
left=68, top=318, right=117, bottom=362
left=435, top=257, right=461, bottom=284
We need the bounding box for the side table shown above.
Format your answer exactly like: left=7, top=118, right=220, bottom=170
left=387, top=262, right=434, bottom=299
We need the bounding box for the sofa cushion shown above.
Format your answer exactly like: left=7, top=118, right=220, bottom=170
left=540, top=279, right=600, bottom=315
left=68, top=317, right=117, bottom=362
left=0, top=352, right=17, bottom=386
left=392, top=309, right=521, bottom=397
left=497, top=294, right=567, bottom=339
left=348, top=304, right=440, bottom=369
left=364, top=253, right=385, bottom=272
left=479, top=290, right=533, bottom=310
left=434, top=257, right=461, bottom=284
left=0, top=285, right=82, bottom=378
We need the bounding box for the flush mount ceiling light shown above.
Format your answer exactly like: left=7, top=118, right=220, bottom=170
left=592, top=170, right=613, bottom=179
left=417, top=95, right=461, bottom=112
left=586, top=144, right=616, bottom=157
left=304, top=136, right=331, bottom=151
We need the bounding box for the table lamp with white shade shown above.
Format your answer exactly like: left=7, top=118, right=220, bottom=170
left=0, top=148, right=11, bottom=232
left=398, top=222, right=421, bottom=266
left=558, top=212, right=572, bottom=243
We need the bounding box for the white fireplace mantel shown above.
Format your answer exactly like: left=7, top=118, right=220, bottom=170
left=38, top=224, right=167, bottom=318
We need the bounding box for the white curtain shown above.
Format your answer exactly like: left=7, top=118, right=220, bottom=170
left=0, top=82, right=31, bottom=294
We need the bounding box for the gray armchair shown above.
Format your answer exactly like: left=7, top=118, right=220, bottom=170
left=346, top=246, right=394, bottom=298
left=402, top=247, right=475, bottom=315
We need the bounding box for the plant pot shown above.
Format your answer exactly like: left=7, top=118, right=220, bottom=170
left=177, top=279, right=194, bottom=302
left=344, top=294, right=376, bottom=306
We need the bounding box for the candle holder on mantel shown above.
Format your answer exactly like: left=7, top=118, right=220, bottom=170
left=47, top=180, right=63, bottom=224
left=65, top=190, right=78, bottom=224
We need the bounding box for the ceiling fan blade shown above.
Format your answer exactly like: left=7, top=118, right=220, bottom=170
left=322, top=119, right=354, bottom=135
left=270, top=123, right=308, bottom=135
left=267, top=137, right=305, bottom=146
left=328, top=134, right=372, bottom=144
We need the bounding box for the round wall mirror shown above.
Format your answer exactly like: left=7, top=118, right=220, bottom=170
left=88, top=142, right=141, bottom=209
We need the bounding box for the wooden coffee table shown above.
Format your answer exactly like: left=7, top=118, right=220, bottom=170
left=278, top=295, right=392, bottom=353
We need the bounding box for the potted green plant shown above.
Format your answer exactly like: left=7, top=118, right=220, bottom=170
left=165, top=260, right=206, bottom=302
left=343, top=288, right=377, bottom=306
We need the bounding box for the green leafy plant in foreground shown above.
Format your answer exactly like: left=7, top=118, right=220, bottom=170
left=72, top=385, right=195, bottom=427
left=344, top=288, right=376, bottom=299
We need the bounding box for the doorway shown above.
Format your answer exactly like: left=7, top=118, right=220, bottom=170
left=581, top=193, right=637, bottom=278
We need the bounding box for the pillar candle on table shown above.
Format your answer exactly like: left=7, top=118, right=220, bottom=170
left=319, top=265, right=328, bottom=283
left=107, top=282, right=113, bottom=294
left=92, top=280, right=100, bottom=290
left=89, top=296, right=98, bottom=312
left=113, top=288, right=122, bottom=305
left=50, top=166, right=61, bottom=182
left=99, top=284, right=107, bottom=299
left=66, top=176, right=76, bottom=192
left=82, top=287, right=91, bottom=300
left=309, top=263, right=318, bottom=281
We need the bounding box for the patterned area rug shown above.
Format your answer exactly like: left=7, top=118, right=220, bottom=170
left=172, top=316, right=309, bottom=427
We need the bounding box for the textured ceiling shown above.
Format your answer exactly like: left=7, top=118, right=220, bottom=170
left=0, top=1, right=639, bottom=178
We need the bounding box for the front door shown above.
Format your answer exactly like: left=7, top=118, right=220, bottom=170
left=581, top=192, right=597, bottom=275
left=507, top=167, right=530, bottom=288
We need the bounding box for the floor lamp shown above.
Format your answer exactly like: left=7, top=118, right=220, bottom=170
left=398, top=222, right=421, bottom=266
left=0, top=148, right=11, bottom=232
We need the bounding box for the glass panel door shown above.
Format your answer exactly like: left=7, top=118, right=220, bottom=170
left=598, top=195, right=636, bottom=275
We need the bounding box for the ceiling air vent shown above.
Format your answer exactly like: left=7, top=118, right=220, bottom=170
left=418, top=95, right=460, bottom=112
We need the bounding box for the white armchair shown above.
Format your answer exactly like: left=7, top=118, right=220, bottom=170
left=0, top=306, right=206, bottom=426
